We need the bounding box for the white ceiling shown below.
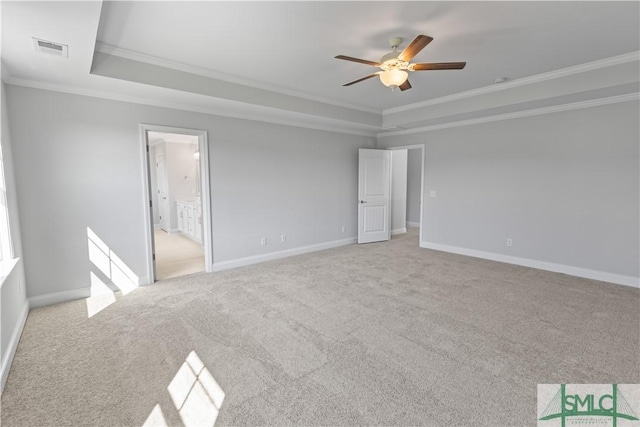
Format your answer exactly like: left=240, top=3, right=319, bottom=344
left=95, top=1, right=640, bottom=110
left=1, top=1, right=639, bottom=135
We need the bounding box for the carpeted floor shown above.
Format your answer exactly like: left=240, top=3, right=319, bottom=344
left=1, top=228, right=638, bottom=426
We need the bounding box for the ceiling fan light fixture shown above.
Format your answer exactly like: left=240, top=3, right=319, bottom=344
left=379, top=68, right=408, bottom=88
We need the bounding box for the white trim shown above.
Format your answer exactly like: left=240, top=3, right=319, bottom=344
left=212, top=237, right=356, bottom=272
left=378, top=93, right=639, bottom=137
left=391, top=228, right=407, bottom=236
left=420, top=241, right=640, bottom=289
left=27, top=277, right=152, bottom=310
left=1, top=300, right=28, bottom=392
left=140, top=125, right=214, bottom=281
left=384, top=51, right=640, bottom=115
left=407, top=222, right=420, bottom=228
left=4, top=77, right=378, bottom=138
left=95, top=42, right=381, bottom=115
left=198, top=130, right=214, bottom=274
left=140, top=125, right=155, bottom=285
left=0, top=258, right=20, bottom=289
left=29, top=287, right=91, bottom=308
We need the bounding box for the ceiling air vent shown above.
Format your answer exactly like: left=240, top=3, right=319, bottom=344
left=32, top=37, right=68, bottom=58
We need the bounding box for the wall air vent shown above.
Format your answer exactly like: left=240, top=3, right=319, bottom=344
left=32, top=37, right=68, bottom=58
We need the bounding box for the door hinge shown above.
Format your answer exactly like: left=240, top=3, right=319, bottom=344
left=149, top=200, right=152, bottom=207
left=146, top=144, right=149, bottom=153
left=152, top=254, right=156, bottom=261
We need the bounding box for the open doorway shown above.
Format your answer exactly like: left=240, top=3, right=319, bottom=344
left=389, top=145, right=424, bottom=246
left=140, top=125, right=213, bottom=282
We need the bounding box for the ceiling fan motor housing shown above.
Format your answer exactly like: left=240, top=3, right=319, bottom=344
left=380, top=39, right=410, bottom=71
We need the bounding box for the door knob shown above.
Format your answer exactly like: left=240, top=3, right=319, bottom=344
left=360, top=200, right=367, bottom=204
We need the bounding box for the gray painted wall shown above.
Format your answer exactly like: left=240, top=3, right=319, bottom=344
left=406, top=148, right=421, bottom=225
left=7, top=85, right=375, bottom=299
left=379, top=101, right=639, bottom=278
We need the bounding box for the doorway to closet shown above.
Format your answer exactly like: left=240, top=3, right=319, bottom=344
left=389, top=145, right=424, bottom=246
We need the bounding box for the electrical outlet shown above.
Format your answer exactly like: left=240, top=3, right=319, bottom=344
left=261, top=237, right=267, bottom=246
left=281, top=234, right=287, bottom=243
left=506, top=238, right=513, bottom=247
left=341, top=225, right=346, bottom=233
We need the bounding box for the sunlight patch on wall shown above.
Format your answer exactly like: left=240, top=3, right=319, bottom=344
left=86, top=227, right=139, bottom=317
left=87, top=227, right=138, bottom=295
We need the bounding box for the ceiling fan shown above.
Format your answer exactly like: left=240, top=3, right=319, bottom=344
left=335, top=35, right=466, bottom=91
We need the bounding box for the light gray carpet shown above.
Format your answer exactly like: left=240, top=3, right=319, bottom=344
left=2, top=228, right=638, bottom=426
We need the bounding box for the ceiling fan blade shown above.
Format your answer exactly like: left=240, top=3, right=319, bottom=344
left=399, top=80, right=412, bottom=91
left=343, top=72, right=382, bottom=86
left=398, top=35, right=433, bottom=62
left=412, top=62, right=467, bottom=70
left=335, top=55, right=381, bottom=67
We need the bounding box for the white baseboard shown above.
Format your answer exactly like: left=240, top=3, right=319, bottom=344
left=153, top=224, right=161, bottom=229
left=420, top=241, right=639, bottom=288
left=407, top=222, right=420, bottom=228
left=28, top=274, right=150, bottom=309
left=212, top=237, right=356, bottom=272
left=29, top=287, right=91, bottom=308
left=1, top=300, right=29, bottom=392
left=391, top=228, right=407, bottom=236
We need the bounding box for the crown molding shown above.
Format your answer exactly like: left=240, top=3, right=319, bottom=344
left=3, top=76, right=379, bottom=138
left=383, top=51, right=640, bottom=116
left=377, top=92, right=639, bottom=138
left=94, top=42, right=381, bottom=116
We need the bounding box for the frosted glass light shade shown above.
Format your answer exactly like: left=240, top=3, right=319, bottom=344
left=379, top=69, right=408, bottom=87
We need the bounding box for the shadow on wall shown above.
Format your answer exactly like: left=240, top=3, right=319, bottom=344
left=143, top=351, right=225, bottom=427
left=86, top=227, right=139, bottom=318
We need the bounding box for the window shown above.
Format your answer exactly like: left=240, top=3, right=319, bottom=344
left=0, top=142, right=13, bottom=262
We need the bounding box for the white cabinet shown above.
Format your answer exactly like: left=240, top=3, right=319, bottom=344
left=176, top=200, right=202, bottom=243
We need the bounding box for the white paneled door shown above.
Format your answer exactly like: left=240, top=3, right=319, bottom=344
left=358, top=149, right=391, bottom=244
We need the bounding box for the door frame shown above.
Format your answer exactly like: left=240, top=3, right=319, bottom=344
left=386, top=144, right=425, bottom=245
left=139, top=124, right=213, bottom=283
